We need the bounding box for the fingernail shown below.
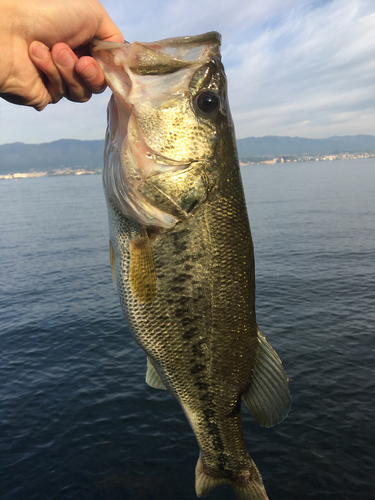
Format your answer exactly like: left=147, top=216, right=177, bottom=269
left=31, top=43, right=49, bottom=61
left=81, top=64, right=97, bottom=81
left=57, top=49, right=74, bottom=68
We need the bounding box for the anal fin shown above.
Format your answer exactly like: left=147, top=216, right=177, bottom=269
left=242, top=329, right=291, bottom=428
left=146, top=357, right=167, bottom=390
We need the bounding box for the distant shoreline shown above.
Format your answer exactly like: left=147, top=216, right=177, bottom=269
left=239, top=151, right=375, bottom=166
left=0, top=152, right=374, bottom=180
left=0, top=169, right=102, bottom=180
left=1, top=136, right=375, bottom=178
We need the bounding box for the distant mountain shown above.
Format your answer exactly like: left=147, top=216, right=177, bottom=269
left=0, top=139, right=105, bottom=175
left=1, top=135, right=375, bottom=175
left=236, top=134, right=375, bottom=157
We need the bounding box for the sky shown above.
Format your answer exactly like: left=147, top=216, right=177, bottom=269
left=1, top=0, right=375, bottom=145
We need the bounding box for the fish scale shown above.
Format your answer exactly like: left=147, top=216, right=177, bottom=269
left=92, top=31, right=291, bottom=500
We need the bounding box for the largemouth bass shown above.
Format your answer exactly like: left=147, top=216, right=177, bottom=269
left=91, top=32, right=291, bottom=500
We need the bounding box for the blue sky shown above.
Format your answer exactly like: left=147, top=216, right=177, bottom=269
left=0, top=0, right=374, bottom=144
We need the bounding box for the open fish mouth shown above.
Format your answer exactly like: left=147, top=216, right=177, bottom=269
left=91, top=33, right=222, bottom=229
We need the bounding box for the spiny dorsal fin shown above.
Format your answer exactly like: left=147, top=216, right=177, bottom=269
left=146, top=357, right=167, bottom=390
left=129, top=232, right=156, bottom=302
left=242, top=329, right=291, bottom=428
left=109, top=239, right=117, bottom=288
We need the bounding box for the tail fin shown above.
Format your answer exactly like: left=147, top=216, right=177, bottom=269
left=195, top=456, right=268, bottom=500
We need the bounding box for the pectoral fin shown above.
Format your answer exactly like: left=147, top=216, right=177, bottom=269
left=146, top=357, right=167, bottom=390
left=129, top=232, right=156, bottom=302
left=242, top=329, right=291, bottom=428
left=109, top=239, right=117, bottom=288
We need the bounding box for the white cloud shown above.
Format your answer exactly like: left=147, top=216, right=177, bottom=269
left=1, top=0, right=375, bottom=144
left=226, top=0, right=375, bottom=137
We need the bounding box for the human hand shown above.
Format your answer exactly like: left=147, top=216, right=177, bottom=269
left=0, top=0, right=123, bottom=111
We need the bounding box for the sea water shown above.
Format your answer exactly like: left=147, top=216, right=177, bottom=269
left=0, top=158, right=374, bottom=500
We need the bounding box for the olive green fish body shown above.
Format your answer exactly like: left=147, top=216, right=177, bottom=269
left=92, top=32, right=290, bottom=500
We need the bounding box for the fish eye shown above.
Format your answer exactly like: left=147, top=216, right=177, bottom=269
left=196, top=91, right=219, bottom=114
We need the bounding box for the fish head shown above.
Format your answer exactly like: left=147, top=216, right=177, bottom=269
left=91, top=32, right=235, bottom=229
